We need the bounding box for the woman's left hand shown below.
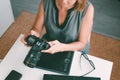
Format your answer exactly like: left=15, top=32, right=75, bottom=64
left=41, top=40, right=64, bottom=54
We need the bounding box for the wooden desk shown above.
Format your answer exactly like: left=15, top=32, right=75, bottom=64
left=0, top=34, right=113, bottom=80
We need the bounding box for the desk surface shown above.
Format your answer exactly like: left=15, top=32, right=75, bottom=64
left=0, top=34, right=113, bottom=80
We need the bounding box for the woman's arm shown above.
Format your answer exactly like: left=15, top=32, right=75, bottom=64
left=42, top=4, right=94, bottom=54
left=70, top=3, right=94, bottom=51
left=31, top=0, right=44, bottom=35
left=21, top=0, right=44, bottom=45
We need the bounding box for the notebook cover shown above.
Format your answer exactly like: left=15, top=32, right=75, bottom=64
left=36, top=51, right=74, bottom=74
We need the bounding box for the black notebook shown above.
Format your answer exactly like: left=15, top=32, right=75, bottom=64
left=43, top=74, right=101, bottom=80
left=36, top=51, right=74, bottom=74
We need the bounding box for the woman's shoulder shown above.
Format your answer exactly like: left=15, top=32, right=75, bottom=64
left=87, top=2, right=94, bottom=13
left=87, top=0, right=94, bottom=10
left=43, top=0, right=54, bottom=7
left=43, top=0, right=53, bottom=3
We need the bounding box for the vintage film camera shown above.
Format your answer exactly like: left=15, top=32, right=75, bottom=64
left=24, top=35, right=50, bottom=68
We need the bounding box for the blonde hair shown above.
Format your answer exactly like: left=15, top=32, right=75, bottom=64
left=75, top=0, right=87, bottom=11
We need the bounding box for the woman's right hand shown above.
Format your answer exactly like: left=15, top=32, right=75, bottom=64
left=21, top=30, right=40, bottom=46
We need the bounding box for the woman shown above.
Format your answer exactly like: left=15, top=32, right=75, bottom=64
left=21, top=0, right=94, bottom=54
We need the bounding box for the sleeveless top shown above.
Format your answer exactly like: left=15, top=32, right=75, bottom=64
left=42, top=0, right=91, bottom=54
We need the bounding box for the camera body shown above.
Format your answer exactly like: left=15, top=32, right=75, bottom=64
left=24, top=35, right=50, bottom=68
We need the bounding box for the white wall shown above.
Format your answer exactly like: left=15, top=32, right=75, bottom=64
left=0, top=0, right=14, bottom=37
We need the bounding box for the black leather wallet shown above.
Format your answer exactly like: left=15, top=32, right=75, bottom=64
left=43, top=74, right=101, bottom=80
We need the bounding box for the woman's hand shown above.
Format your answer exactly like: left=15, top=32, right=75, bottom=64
left=21, top=30, right=39, bottom=46
left=41, top=40, right=64, bottom=54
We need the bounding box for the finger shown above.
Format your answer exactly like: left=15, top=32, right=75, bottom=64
left=41, top=49, right=55, bottom=54
left=41, top=50, right=50, bottom=53
left=30, top=30, right=39, bottom=37
left=53, top=40, right=59, bottom=44
left=21, top=34, right=31, bottom=47
left=41, top=48, right=52, bottom=52
left=48, top=42, right=55, bottom=46
left=21, top=35, right=27, bottom=45
left=48, top=40, right=58, bottom=45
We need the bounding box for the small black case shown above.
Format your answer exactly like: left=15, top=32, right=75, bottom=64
left=5, top=70, right=22, bottom=80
